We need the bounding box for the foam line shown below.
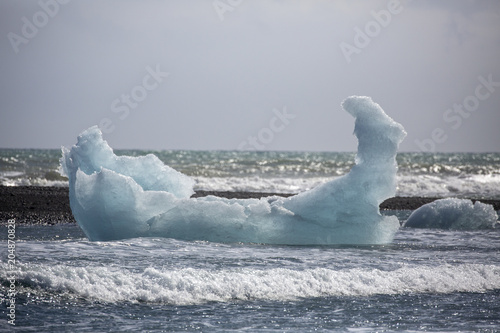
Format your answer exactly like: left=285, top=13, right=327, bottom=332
left=4, top=263, right=499, bottom=305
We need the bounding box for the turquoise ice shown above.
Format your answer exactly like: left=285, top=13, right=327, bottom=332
left=60, top=96, right=406, bottom=244
left=405, top=198, right=498, bottom=230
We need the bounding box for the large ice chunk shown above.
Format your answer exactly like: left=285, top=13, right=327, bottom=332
left=60, top=96, right=406, bottom=244
left=404, top=198, right=499, bottom=230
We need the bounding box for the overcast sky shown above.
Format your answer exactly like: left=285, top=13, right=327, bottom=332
left=1, top=0, right=499, bottom=152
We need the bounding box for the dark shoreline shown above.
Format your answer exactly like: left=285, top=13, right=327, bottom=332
left=1, top=186, right=499, bottom=225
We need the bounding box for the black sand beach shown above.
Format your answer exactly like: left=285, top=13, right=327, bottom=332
left=1, top=186, right=499, bottom=225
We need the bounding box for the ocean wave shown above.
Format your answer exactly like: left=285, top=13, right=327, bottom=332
left=2, top=149, right=500, bottom=199
left=0, top=176, right=68, bottom=187
left=194, top=174, right=500, bottom=199
left=3, top=173, right=500, bottom=200
left=193, top=176, right=329, bottom=194
left=3, top=263, right=499, bottom=305
left=396, top=174, right=500, bottom=199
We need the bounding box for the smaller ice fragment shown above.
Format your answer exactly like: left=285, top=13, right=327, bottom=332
left=404, top=198, right=499, bottom=230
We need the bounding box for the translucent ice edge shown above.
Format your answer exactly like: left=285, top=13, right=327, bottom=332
left=405, top=198, right=499, bottom=230
left=60, top=96, right=407, bottom=244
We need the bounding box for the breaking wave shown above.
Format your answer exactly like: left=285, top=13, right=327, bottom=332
left=3, top=262, right=499, bottom=305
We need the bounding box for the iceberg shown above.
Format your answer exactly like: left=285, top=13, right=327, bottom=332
left=60, top=96, right=406, bottom=244
left=404, top=198, right=499, bottom=230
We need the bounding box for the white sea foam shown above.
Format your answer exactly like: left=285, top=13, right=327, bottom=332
left=5, top=262, right=500, bottom=305
left=396, top=174, right=500, bottom=199
left=193, top=176, right=330, bottom=193
left=193, top=174, right=500, bottom=199
left=0, top=175, right=68, bottom=187
left=3, top=148, right=500, bottom=199
left=3, top=173, right=500, bottom=200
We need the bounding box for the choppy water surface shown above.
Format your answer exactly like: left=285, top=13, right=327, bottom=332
left=2, top=149, right=500, bottom=199
left=1, top=223, right=499, bottom=332
left=1, top=150, right=499, bottom=331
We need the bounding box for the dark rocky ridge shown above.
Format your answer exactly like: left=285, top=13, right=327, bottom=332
left=1, top=186, right=498, bottom=225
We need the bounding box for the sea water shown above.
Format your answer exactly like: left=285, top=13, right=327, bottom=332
left=2, top=149, right=500, bottom=199
left=1, top=150, right=500, bottom=331
left=1, top=223, right=499, bottom=331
